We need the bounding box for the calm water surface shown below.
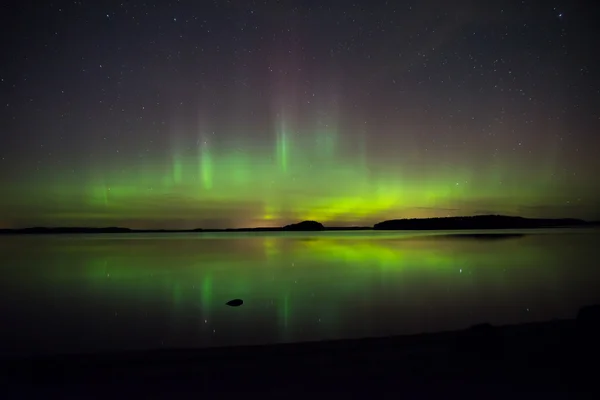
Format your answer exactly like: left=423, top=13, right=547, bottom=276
left=1, top=229, right=599, bottom=357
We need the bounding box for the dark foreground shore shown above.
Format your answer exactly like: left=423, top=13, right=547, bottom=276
left=2, top=305, right=599, bottom=398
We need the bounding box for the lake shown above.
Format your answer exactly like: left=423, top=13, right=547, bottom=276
left=1, top=229, right=599, bottom=357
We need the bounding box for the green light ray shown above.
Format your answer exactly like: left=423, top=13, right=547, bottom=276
left=199, top=140, right=213, bottom=190
left=275, top=116, right=289, bottom=173
left=0, top=124, right=588, bottom=228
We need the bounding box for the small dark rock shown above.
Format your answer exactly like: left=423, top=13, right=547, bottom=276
left=226, top=299, right=243, bottom=307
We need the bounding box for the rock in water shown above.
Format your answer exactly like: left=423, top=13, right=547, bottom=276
left=226, top=299, right=243, bottom=307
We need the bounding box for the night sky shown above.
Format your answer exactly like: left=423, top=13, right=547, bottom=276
left=1, top=0, right=599, bottom=229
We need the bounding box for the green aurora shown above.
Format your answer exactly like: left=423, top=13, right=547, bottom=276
left=2, top=0, right=599, bottom=231
left=0, top=125, right=595, bottom=229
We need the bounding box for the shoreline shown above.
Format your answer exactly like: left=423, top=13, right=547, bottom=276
left=0, top=226, right=595, bottom=235
left=0, top=226, right=372, bottom=234
left=0, top=214, right=597, bottom=235
left=2, top=305, right=599, bottom=396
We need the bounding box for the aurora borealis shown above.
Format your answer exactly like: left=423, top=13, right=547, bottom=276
left=2, top=0, right=599, bottom=229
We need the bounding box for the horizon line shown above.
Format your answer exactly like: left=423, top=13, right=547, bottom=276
left=0, top=214, right=594, bottom=232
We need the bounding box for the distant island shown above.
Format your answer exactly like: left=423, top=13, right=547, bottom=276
left=0, top=215, right=595, bottom=235
left=373, top=215, right=589, bottom=230
left=282, top=220, right=325, bottom=231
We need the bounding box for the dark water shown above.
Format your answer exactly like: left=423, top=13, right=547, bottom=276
left=1, top=229, right=599, bottom=357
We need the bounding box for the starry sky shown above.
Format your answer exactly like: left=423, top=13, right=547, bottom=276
left=1, top=0, right=599, bottom=229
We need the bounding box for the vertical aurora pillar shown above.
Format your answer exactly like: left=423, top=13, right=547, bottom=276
left=275, top=115, right=289, bottom=173
left=198, top=138, right=213, bottom=190
left=172, top=154, right=183, bottom=184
